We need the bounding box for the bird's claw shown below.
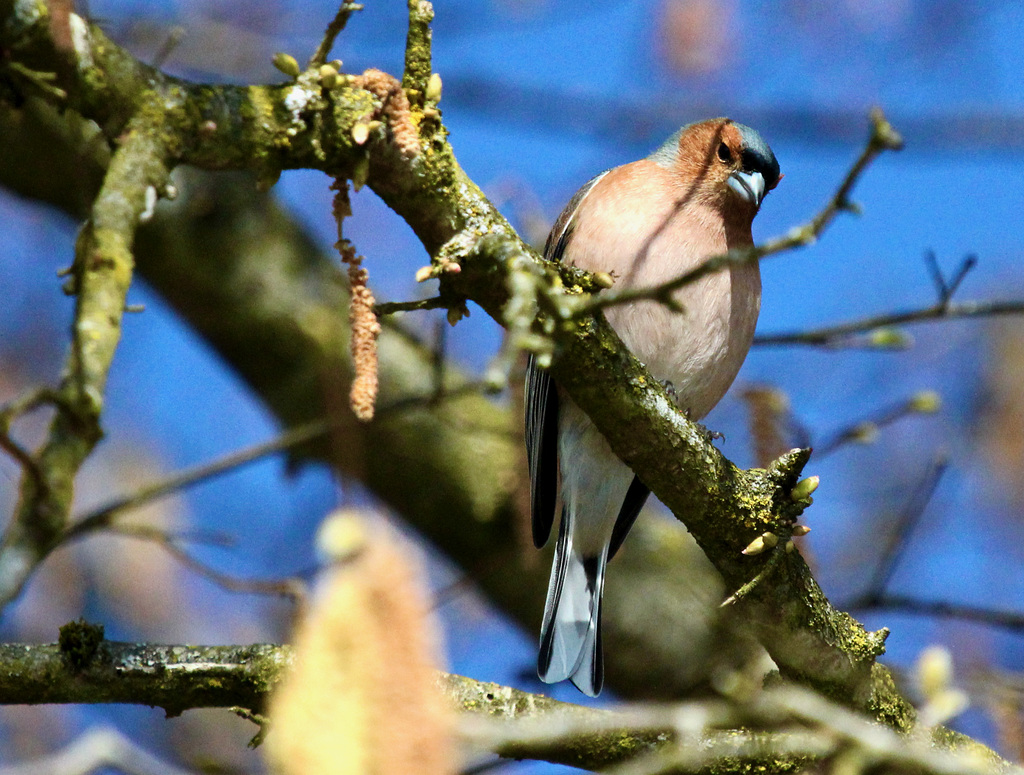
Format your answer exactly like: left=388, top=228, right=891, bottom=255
left=682, top=407, right=724, bottom=443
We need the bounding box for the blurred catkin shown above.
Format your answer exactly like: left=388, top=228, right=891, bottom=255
left=265, top=510, right=455, bottom=775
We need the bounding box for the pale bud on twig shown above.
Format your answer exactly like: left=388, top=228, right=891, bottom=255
left=272, top=52, right=301, bottom=78
left=790, top=475, right=819, bottom=502
left=352, top=122, right=370, bottom=145
left=869, top=327, right=912, bottom=349
left=909, top=390, right=941, bottom=414
left=425, top=72, right=443, bottom=104
left=851, top=421, right=879, bottom=444
left=319, top=64, right=338, bottom=88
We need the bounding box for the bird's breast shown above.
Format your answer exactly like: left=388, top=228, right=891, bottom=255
left=567, top=164, right=761, bottom=420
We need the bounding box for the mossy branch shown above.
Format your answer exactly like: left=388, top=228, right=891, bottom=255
left=0, top=639, right=1008, bottom=773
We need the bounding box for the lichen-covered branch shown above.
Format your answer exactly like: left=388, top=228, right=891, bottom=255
left=401, top=0, right=435, bottom=103
left=0, top=639, right=1009, bottom=774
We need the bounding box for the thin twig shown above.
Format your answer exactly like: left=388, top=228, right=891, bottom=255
left=374, top=295, right=447, bottom=315
left=108, top=524, right=306, bottom=602
left=63, top=381, right=498, bottom=542
left=721, top=549, right=785, bottom=607
left=815, top=392, right=939, bottom=458
left=579, top=107, right=903, bottom=317
left=62, top=418, right=335, bottom=541
left=431, top=316, right=448, bottom=403
left=0, top=727, right=197, bottom=775
left=754, top=298, right=1024, bottom=348
left=853, top=596, right=1024, bottom=630
left=849, top=453, right=948, bottom=608
left=0, top=390, right=61, bottom=493
left=308, top=2, right=364, bottom=68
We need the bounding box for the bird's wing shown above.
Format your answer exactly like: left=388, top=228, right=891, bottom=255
left=527, top=171, right=610, bottom=548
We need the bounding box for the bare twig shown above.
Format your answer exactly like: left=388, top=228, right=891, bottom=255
left=375, top=296, right=447, bottom=315
left=63, top=419, right=333, bottom=541
left=0, top=727, right=198, bottom=775
left=109, top=523, right=307, bottom=601
left=0, top=389, right=59, bottom=495
left=755, top=299, right=1024, bottom=348
left=857, top=596, right=1024, bottom=630
left=721, top=548, right=785, bottom=607
left=308, top=2, right=364, bottom=68
left=64, top=380, right=500, bottom=545
left=815, top=391, right=941, bottom=458
left=848, top=454, right=949, bottom=609
left=579, top=108, right=903, bottom=316
left=0, top=118, right=173, bottom=610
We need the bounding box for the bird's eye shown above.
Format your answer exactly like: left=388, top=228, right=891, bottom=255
left=717, top=142, right=733, bottom=163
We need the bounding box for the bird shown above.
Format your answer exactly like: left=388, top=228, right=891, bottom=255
left=525, top=118, right=781, bottom=696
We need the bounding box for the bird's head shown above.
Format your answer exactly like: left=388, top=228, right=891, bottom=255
left=650, top=118, right=781, bottom=216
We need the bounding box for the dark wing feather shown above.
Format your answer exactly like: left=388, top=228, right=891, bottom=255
left=527, top=170, right=611, bottom=548
left=607, top=475, right=651, bottom=560
left=526, top=355, right=559, bottom=547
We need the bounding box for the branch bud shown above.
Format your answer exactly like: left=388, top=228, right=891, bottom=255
left=851, top=422, right=878, bottom=444
left=868, top=327, right=912, bottom=349
left=352, top=122, right=370, bottom=145
left=272, top=52, right=301, bottom=78
left=790, top=475, right=819, bottom=502
left=425, top=72, right=443, bottom=104
left=742, top=531, right=777, bottom=556
left=909, top=390, right=941, bottom=414
left=319, top=64, right=339, bottom=88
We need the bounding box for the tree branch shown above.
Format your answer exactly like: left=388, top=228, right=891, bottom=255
left=0, top=640, right=1008, bottom=774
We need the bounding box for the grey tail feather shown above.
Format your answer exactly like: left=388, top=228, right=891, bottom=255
left=569, top=555, right=605, bottom=697
left=537, top=511, right=607, bottom=696
left=538, top=508, right=572, bottom=681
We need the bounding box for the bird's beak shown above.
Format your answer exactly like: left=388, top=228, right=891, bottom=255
left=727, top=170, right=766, bottom=209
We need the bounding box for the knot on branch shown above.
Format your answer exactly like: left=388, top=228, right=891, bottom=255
left=350, top=69, right=421, bottom=159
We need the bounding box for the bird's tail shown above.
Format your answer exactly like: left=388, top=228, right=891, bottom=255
left=537, top=508, right=607, bottom=697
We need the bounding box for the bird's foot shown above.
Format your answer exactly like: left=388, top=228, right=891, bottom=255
left=682, top=407, right=725, bottom=443
left=660, top=379, right=678, bottom=404
left=700, top=424, right=725, bottom=443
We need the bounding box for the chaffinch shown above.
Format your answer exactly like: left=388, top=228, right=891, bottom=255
left=526, top=118, right=781, bottom=696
